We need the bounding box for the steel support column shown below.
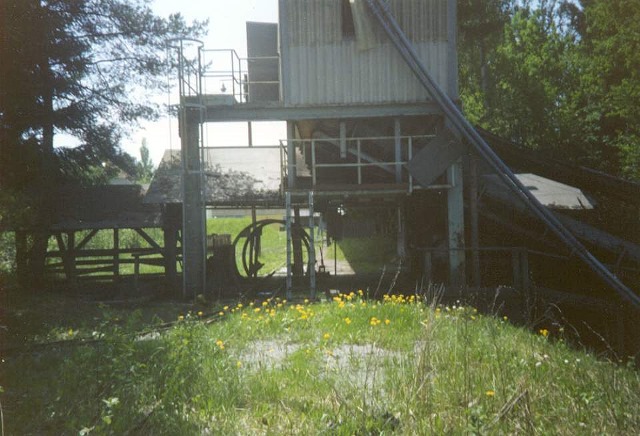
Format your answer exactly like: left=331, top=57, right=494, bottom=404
left=447, top=159, right=465, bottom=290
left=181, top=106, right=206, bottom=299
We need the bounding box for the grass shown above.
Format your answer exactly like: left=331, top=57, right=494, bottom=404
left=0, top=216, right=395, bottom=282
left=2, top=290, right=639, bottom=434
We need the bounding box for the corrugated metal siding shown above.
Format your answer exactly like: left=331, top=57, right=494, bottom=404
left=286, top=41, right=449, bottom=105
left=286, top=0, right=342, bottom=46
left=282, top=0, right=452, bottom=106
left=390, top=0, right=448, bottom=42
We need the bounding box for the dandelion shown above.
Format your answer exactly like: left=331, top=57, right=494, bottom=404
left=503, top=316, right=508, bottom=321
left=539, top=328, right=549, bottom=337
left=323, top=333, right=331, bottom=340
left=344, top=317, right=352, bottom=325
left=215, top=339, right=225, bottom=350
left=178, top=315, right=184, bottom=321
left=223, top=306, right=229, bottom=311
left=486, top=390, right=495, bottom=397
left=304, top=299, right=309, bottom=304
left=197, top=311, right=204, bottom=317
left=370, top=317, right=381, bottom=326
left=236, top=361, right=242, bottom=368
left=262, top=301, right=269, bottom=307
left=254, top=307, right=261, bottom=313
left=218, top=311, right=224, bottom=316
left=384, top=319, right=391, bottom=325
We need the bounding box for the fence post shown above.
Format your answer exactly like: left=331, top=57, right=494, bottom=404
left=308, top=191, right=316, bottom=299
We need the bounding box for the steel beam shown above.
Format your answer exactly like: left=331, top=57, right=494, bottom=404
left=447, top=159, right=465, bottom=291
left=181, top=106, right=206, bottom=299
left=197, top=101, right=441, bottom=122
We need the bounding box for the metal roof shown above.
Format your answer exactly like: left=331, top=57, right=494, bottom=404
left=483, top=173, right=595, bottom=210
left=144, top=148, right=282, bottom=206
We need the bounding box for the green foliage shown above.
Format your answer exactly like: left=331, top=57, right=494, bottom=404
left=136, top=138, right=155, bottom=184
left=0, top=0, right=206, bottom=270
left=458, top=0, right=640, bottom=180
left=3, top=292, right=639, bottom=434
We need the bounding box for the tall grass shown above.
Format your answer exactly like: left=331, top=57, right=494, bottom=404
left=2, top=292, right=639, bottom=434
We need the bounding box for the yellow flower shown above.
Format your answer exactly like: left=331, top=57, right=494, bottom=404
left=197, top=311, right=204, bottom=317
left=384, top=319, right=391, bottom=325
left=304, top=299, right=309, bottom=304
left=215, top=339, right=225, bottom=350
left=254, top=307, right=261, bottom=313
left=539, top=329, right=549, bottom=337
left=218, top=311, right=224, bottom=316
left=323, top=333, right=331, bottom=340
left=486, top=390, right=495, bottom=397
left=344, top=317, right=352, bottom=325
left=178, top=315, right=184, bottom=321
left=262, top=301, right=268, bottom=307
left=223, top=306, right=229, bottom=311
left=236, top=360, right=242, bottom=368
left=503, top=316, right=508, bottom=321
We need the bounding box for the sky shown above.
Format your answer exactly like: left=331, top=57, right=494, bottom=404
left=119, top=0, right=282, bottom=166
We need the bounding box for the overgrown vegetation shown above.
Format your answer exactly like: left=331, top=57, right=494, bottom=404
left=459, top=0, right=640, bottom=180
left=2, top=291, right=638, bottom=434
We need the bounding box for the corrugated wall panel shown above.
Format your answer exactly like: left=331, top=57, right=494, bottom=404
left=286, top=42, right=448, bottom=106
left=282, top=0, right=452, bottom=106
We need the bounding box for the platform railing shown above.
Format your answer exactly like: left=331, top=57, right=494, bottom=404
left=280, top=134, right=446, bottom=192
left=200, top=49, right=280, bottom=103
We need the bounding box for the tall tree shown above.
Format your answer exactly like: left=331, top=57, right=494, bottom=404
left=0, top=0, right=206, bottom=286
left=137, top=138, right=155, bottom=184
left=574, top=0, right=640, bottom=178
left=458, top=0, right=512, bottom=122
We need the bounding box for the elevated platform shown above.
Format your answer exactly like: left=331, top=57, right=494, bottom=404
left=183, top=95, right=441, bottom=122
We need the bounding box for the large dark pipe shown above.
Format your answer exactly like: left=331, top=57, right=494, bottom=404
left=364, top=0, right=639, bottom=307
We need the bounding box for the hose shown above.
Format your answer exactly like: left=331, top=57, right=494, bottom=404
left=232, top=219, right=311, bottom=278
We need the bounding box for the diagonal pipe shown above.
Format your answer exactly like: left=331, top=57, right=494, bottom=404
left=364, top=0, right=639, bottom=307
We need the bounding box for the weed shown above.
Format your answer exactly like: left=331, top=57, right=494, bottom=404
left=2, top=291, right=639, bottom=434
